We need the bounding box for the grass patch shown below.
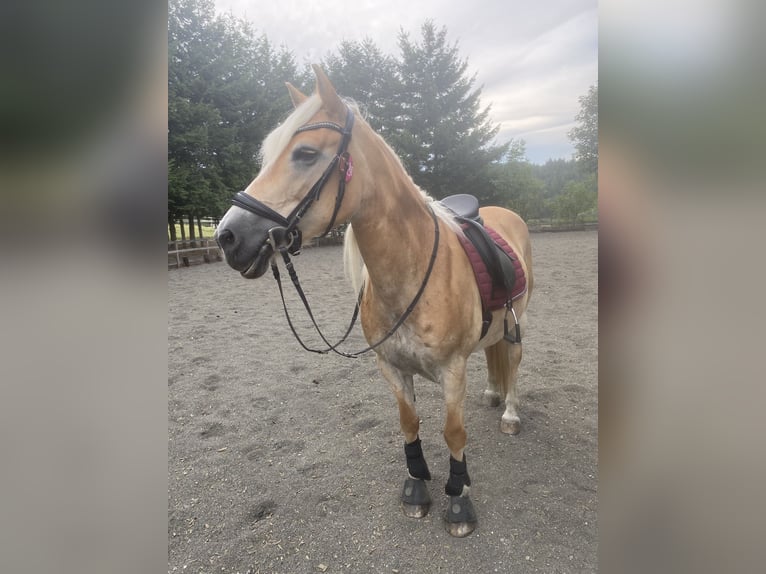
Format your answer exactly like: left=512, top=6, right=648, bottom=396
left=169, top=224, right=217, bottom=240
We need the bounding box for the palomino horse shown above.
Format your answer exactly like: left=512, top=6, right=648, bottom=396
left=216, top=66, right=533, bottom=537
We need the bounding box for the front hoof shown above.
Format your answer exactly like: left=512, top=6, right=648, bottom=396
left=401, top=477, right=431, bottom=518
left=445, top=495, right=477, bottom=537
left=500, top=415, right=521, bottom=435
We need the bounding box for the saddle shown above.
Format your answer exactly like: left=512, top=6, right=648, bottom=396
left=439, top=194, right=526, bottom=340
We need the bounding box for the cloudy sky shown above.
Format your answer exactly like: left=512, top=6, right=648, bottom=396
left=212, top=0, right=597, bottom=164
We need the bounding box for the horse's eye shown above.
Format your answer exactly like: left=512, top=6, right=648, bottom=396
left=292, top=146, right=320, bottom=165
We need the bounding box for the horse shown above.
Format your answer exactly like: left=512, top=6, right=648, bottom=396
left=215, top=65, right=533, bottom=537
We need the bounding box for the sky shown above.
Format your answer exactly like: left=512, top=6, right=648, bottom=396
left=212, top=0, right=598, bottom=164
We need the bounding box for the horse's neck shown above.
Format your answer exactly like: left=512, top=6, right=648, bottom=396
left=350, top=140, right=437, bottom=306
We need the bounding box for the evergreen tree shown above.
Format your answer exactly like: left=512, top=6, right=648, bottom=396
left=323, top=39, right=399, bottom=134
left=168, top=0, right=222, bottom=235
left=393, top=21, right=507, bottom=200
left=168, top=0, right=297, bottom=237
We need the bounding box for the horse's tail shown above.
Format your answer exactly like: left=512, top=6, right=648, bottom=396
left=343, top=224, right=367, bottom=295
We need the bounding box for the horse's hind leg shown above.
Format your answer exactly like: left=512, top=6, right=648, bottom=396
left=483, top=345, right=504, bottom=407
left=377, top=360, right=432, bottom=518
left=501, top=342, right=523, bottom=435
left=485, top=340, right=522, bottom=435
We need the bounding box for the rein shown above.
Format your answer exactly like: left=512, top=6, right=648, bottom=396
left=230, top=105, right=440, bottom=357
left=271, top=204, right=440, bottom=358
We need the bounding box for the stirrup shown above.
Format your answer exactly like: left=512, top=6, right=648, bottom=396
left=503, top=300, right=521, bottom=344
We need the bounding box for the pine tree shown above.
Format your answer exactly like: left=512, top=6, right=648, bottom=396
left=393, top=21, right=507, bottom=200
left=323, top=39, right=399, bottom=135
left=168, top=0, right=297, bottom=237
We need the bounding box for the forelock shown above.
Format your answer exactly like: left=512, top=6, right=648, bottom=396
left=259, top=95, right=322, bottom=168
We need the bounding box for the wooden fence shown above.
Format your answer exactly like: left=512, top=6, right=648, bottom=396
left=167, top=233, right=345, bottom=270
left=168, top=239, right=222, bottom=269
left=527, top=221, right=598, bottom=233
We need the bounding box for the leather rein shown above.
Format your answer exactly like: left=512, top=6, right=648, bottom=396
left=230, top=105, right=440, bottom=358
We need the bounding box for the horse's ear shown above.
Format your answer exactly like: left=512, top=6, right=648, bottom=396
left=285, top=82, right=308, bottom=108
left=312, top=64, right=345, bottom=119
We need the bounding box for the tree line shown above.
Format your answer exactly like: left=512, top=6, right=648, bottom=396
left=168, top=0, right=597, bottom=240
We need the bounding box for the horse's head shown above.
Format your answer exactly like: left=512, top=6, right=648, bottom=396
left=216, top=65, right=361, bottom=278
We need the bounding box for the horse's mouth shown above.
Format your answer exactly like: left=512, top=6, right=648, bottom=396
left=241, top=242, right=273, bottom=279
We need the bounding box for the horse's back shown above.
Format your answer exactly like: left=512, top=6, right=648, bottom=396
left=479, top=206, right=534, bottom=301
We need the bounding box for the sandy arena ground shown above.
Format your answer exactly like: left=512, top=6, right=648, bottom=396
left=169, top=230, right=597, bottom=573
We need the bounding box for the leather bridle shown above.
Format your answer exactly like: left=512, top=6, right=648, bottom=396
left=231, top=106, right=355, bottom=255
left=228, top=104, right=440, bottom=358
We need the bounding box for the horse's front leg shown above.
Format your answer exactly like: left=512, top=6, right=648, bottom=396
left=442, top=359, right=477, bottom=537
left=377, top=360, right=432, bottom=518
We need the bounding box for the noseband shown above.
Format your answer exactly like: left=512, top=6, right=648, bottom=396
left=231, top=106, right=355, bottom=255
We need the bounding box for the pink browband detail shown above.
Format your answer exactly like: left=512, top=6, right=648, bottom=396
left=341, top=153, right=353, bottom=183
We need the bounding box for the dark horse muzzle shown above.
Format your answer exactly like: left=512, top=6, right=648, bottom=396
left=214, top=216, right=275, bottom=279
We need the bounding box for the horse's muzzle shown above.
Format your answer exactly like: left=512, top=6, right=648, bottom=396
left=216, top=209, right=276, bottom=278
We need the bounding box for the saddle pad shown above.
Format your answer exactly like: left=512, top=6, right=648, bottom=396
left=457, top=225, right=527, bottom=311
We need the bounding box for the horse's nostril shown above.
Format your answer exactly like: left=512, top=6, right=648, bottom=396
left=217, top=228, right=235, bottom=248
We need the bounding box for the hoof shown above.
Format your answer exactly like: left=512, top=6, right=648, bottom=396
left=482, top=390, right=502, bottom=407
left=444, top=495, right=477, bottom=537
left=402, top=502, right=430, bottom=518
left=401, top=477, right=431, bottom=518
left=446, top=521, right=477, bottom=537
left=500, top=415, right=521, bottom=435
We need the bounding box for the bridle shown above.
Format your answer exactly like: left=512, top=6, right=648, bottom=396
left=231, top=107, right=355, bottom=255
left=229, top=105, right=440, bottom=358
